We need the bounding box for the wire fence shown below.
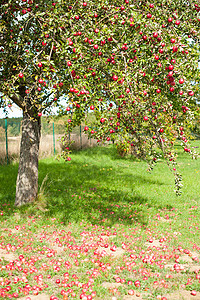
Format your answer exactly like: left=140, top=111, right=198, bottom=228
left=0, top=117, right=97, bottom=165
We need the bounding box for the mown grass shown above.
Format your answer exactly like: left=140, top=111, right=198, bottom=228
left=0, top=141, right=199, bottom=300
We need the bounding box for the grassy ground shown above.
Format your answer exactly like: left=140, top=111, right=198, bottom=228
left=0, top=141, right=200, bottom=300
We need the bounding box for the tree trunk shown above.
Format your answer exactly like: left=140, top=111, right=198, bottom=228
left=15, top=112, right=41, bottom=207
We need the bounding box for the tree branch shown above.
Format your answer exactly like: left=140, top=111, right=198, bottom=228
left=9, top=93, right=24, bottom=110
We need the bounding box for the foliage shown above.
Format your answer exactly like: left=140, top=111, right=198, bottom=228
left=0, top=0, right=200, bottom=194
left=116, top=140, right=130, bottom=157
left=191, top=106, right=200, bottom=137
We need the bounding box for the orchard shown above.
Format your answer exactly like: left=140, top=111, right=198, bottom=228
left=0, top=0, right=200, bottom=206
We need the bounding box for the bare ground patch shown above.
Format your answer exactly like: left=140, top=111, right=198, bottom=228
left=0, top=227, right=21, bottom=235
left=159, top=216, right=173, bottom=223
left=97, top=246, right=125, bottom=258
left=163, top=290, right=200, bottom=300
left=0, top=249, right=18, bottom=261
left=123, top=294, right=144, bottom=300
left=179, top=254, right=194, bottom=263
left=18, top=293, right=50, bottom=300
left=102, top=282, right=122, bottom=288
left=164, top=263, right=200, bottom=273
left=144, top=239, right=166, bottom=248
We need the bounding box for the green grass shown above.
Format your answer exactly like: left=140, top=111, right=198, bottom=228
left=0, top=141, right=199, bottom=299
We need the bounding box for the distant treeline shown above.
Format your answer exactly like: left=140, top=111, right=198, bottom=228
left=0, top=117, right=22, bottom=130
left=0, top=117, right=66, bottom=137
left=0, top=114, right=96, bottom=137
left=0, top=118, right=22, bottom=137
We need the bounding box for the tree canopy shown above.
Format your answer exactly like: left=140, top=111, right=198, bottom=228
left=0, top=0, right=200, bottom=201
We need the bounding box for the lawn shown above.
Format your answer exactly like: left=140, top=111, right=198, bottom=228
left=0, top=141, right=200, bottom=300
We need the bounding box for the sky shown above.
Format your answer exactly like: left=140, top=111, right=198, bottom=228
left=0, top=99, right=67, bottom=119
left=0, top=104, right=23, bottom=119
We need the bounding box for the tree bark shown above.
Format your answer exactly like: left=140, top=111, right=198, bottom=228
left=15, top=112, right=41, bottom=207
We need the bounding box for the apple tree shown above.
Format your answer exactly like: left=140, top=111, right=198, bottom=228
left=0, top=0, right=199, bottom=206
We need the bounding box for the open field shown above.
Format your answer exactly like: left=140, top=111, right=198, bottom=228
left=0, top=141, right=200, bottom=299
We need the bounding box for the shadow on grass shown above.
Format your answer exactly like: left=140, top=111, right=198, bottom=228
left=72, top=145, right=141, bottom=162
left=0, top=146, right=173, bottom=226
left=0, top=164, right=18, bottom=213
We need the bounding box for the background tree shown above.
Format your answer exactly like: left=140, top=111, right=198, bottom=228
left=0, top=0, right=199, bottom=206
